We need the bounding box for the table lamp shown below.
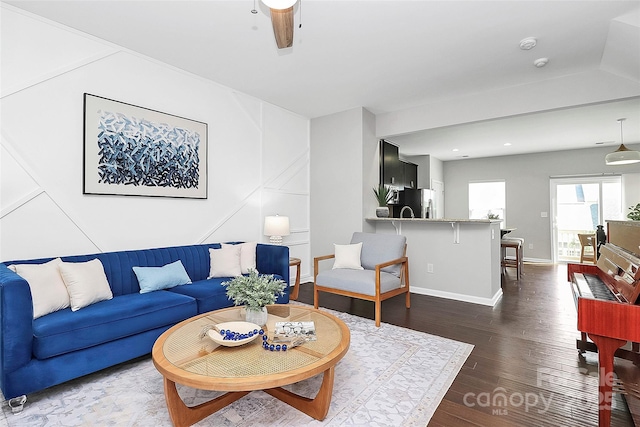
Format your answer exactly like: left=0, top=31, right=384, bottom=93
left=264, top=215, right=290, bottom=245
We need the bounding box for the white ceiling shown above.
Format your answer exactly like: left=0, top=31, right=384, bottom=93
left=5, top=0, right=640, bottom=161
left=389, top=97, right=640, bottom=161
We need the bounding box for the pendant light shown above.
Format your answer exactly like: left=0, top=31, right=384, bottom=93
left=605, top=118, right=640, bottom=166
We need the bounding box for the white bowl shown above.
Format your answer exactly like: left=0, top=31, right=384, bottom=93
left=207, top=321, right=261, bottom=347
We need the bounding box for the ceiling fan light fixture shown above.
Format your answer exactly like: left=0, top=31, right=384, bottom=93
left=262, top=0, right=297, bottom=10
left=605, top=118, right=640, bottom=165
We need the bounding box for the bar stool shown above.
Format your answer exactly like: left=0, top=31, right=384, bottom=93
left=501, top=237, right=523, bottom=278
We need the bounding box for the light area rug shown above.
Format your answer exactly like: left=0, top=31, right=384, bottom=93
left=1, top=307, right=473, bottom=427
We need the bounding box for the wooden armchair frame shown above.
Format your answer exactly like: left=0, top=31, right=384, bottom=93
left=578, top=233, right=597, bottom=264
left=313, top=246, right=410, bottom=327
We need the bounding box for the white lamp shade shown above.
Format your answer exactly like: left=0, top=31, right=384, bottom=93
left=262, top=0, right=297, bottom=9
left=605, top=118, right=640, bottom=165
left=605, top=145, right=640, bottom=165
left=264, top=215, right=290, bottom=237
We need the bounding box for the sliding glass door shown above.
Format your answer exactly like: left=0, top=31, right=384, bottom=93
left=550, top=176, right=622, bottom=263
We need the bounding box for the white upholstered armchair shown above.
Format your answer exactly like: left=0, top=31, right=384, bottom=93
left=313, top=232, right=410, bottom=327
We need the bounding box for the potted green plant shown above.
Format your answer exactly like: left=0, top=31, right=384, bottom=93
left=222, top=269, right=286, bottom=326
left=628, top=203, right=640, bottom=221
left=373, top=184, right=393, bottom=218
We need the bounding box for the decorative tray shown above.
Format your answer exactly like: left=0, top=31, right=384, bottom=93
left=206, top=321, right=261, bottom=347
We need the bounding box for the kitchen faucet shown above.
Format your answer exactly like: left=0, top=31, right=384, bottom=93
left=400, top=206, right=415, bottom=218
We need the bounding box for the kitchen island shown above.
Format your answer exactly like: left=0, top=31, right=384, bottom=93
left=366, top=217, right=502, bottom=306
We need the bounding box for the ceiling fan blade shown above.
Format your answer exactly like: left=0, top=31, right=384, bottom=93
left=269, top=6, right=294, bottom=49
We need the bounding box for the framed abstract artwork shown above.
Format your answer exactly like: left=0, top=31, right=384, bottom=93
left=83, top=93, right=208, bottom=199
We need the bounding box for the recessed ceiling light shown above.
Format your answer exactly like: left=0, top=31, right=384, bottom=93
left=519, top=37, right=537, bottom=50
left=504, top=143, right=512, bottom=146
left=452, top=148, right=459, bottom=152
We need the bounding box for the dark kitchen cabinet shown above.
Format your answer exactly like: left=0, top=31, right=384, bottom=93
left=380, top=140, right=402, bottom=186
left=403, top=161, right=417, bottom=188
left=380, top=140, right=418, bottom=188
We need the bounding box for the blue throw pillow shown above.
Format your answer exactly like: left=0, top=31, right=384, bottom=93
left=133, top=260, right=192, bottom=294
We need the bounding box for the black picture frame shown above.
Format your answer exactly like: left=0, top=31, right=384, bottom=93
left=83, top=93, right=208, bottom=199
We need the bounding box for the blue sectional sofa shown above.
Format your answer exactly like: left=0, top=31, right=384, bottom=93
left=0, top=242, right=289, bottom=401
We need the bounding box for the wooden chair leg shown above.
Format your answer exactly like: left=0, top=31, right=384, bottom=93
left=375, top=299, right=381, bottom=327
left=313, top=286, right=319, bottom=309
left=405, top=263, right=411, bottom=308
left=519, top=243, right=524, bottom=277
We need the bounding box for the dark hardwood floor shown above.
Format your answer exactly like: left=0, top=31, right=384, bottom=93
left=296, top=263, right=635, bottom=426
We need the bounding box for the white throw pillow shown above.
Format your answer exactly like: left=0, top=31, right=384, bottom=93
left=208, top=245, right=242, bottom=278
left=332, top=242, right=364, bottom=270
left=9, top=258, right=70, bottom=319
left=222, top=242, right=257, bottom=274
left=58, top=259, right=113, bottom=311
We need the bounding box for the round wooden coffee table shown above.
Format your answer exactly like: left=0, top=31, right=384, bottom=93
left=152, top=304, right=350, bottom=427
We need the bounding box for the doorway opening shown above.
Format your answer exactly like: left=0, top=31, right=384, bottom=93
left=550, top=176, right=622, bottom=263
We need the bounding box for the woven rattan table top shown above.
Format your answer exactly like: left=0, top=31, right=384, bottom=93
left=152, top=305, right=350, bottom=391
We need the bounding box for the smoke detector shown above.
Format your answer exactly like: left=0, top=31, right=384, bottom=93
left=534, top=58, right=549, bottom=68
left=519, top=37, right=537, bottom=50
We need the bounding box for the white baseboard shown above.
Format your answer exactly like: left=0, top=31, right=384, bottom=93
left=294, top=276, right=504, bottom=307
left=410, top=286, right=503, bottom=307
left=291, top=274, right=313, bottom=285
left=504, top=256, right=552, bottom=263
left=523, top=257, right=553, bottom=263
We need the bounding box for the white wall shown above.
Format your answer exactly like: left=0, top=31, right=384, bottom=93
left=622, top=173, right=640, bottom=214
left=362, top=108, right=379, bottom=234
left=310, top=107, right=378, bottom=265
left=310, top=108, right=363, bottom=260
left=444, top=144, right=640, bottom=261
left=0, top=6, right=311, bottom=283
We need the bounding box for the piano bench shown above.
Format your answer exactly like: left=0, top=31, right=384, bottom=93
left=501, top=238, right=523, bottom=278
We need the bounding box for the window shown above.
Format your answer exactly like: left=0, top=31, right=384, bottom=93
left=469, top=181, right=506, bottom=228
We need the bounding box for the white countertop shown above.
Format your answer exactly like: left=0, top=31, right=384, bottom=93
left=365, top=217, right=500, bottom=223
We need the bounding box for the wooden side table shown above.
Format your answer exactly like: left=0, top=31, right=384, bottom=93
left=289, top=257, right=301, bottom=300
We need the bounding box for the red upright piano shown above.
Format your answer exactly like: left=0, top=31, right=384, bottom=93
left=569, top=220, right=640, bottom=427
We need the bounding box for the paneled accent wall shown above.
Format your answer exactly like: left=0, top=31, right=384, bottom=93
left=0, top=5, right=311, bottom=284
